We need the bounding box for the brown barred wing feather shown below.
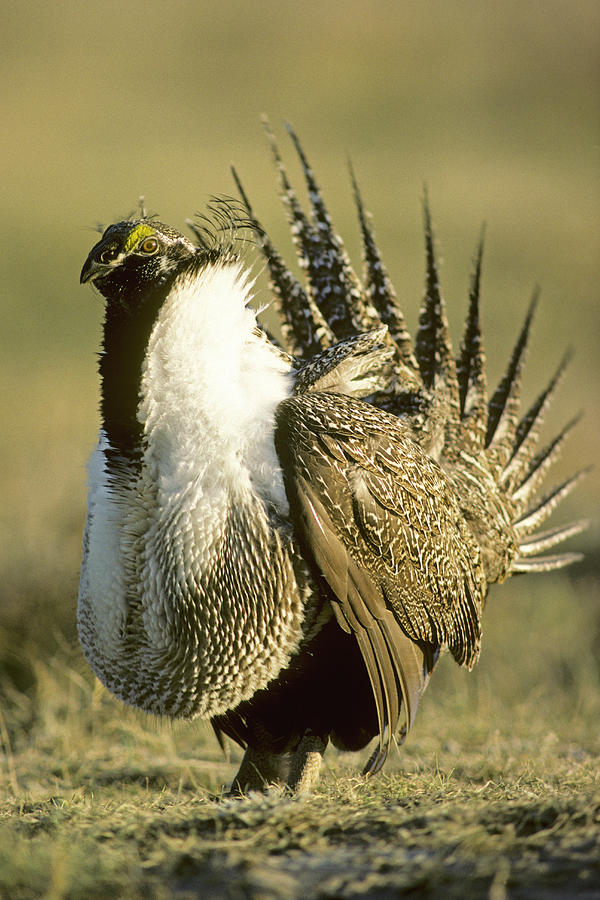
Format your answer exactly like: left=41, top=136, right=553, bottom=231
left=275, top=392, right=487, bottom=769
left=290, top=467, right=423, bottom=774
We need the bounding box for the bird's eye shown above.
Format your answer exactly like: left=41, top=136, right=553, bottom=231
left=100, top=249, right=113, bottom=264
left=139, top=237, right=159, bottom=254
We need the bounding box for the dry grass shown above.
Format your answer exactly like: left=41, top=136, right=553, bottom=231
left=1, top=575, right=599, bottom=898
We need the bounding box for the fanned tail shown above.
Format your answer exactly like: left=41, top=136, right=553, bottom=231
left=511, top=552, right=585, bottom=573
left=263, top=121, right=374, bottom=343
left=483, top=298, right=586, bottom=573
left=512, top=415, right=583, bottom=515
left=485, top=289, right=539, bottom=471
left=456, top=229, right=488, bottom=448
left=231, top=165, right=332, bottom=358
left=501, top=350, right=572, bottom=493
left=233, top=124, right=586, bottom=619
left=514, top=465, right=590, bottom=536
left=350, top=163, right=419, bottom=374
left=283, top=123, right=380, bottom=338
left=416, top=191, right=460, bottom=416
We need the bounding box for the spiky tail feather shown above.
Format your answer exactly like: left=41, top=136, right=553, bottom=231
left=235, top=127, right=585, bottom=579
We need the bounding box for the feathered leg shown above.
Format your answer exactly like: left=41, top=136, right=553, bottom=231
left=229, top=747, right=294, bottom=794
left=288, top=734, right=329, bottom=794
left=229, top=734, right=328, bottom=795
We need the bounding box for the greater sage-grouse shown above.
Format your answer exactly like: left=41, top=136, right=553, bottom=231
left=79, top=127, right=585, bottom=793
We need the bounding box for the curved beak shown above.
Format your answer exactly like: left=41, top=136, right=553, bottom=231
left=80, top=253, right=111, bottom=284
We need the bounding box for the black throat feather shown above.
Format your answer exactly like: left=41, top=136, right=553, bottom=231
left=99, top=267, right=180, bottom=469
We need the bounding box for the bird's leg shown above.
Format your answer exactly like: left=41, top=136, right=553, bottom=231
left=287, top=733, right=329, bottom=794
left=229, top=746, right=293, bottom=794
left=228, top=733, right=329, bottom=794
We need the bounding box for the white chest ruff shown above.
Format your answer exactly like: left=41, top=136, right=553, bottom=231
left=78, top=262, right=306, bottom=718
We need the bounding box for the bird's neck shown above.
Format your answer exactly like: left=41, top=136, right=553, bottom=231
left=99, top=271, right=178, bottom=461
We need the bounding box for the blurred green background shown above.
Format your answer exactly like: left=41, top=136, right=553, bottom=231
left=2, top=0, right=598, bottom=673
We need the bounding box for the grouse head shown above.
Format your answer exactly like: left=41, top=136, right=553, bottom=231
left=80, top=220, right=197, bottom=311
